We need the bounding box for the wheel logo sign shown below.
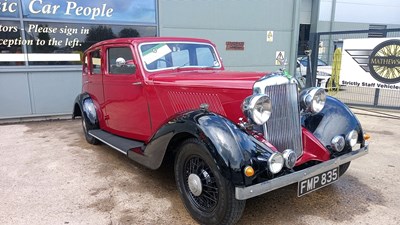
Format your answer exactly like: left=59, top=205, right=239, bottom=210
left=368, top=40, right=400, bottom=84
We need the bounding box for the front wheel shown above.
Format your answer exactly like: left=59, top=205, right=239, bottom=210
left=339, top=162, right=351, bottom=176
left=174, top=138, right=245, bottom=225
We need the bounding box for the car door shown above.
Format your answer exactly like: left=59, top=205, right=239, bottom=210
left=102, top=44, right=151, bottom=141
left=83, top=48, right=107, bottom=127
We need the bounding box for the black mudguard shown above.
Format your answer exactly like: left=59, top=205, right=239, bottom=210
left=72, top=93, right=99, bottom=129
left=302, top=96, right=365, bottom=151
left=139, top=110, right=274, bottom=186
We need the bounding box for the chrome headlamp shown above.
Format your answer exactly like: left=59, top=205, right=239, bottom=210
left=299, top=87, right=326, bottom=114
left=267, top=152, right=284, bottom=174
left=331, top=135, right=345, bottom=152
left=346, top=130, right=358, bottom=147
left=241, top=94, right=272, bottom=125
left=282, top=149, right=297, bottom=169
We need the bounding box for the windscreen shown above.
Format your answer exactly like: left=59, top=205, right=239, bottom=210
left=139, top=42, right=221, bottom=71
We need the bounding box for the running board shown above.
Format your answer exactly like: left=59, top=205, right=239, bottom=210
left=88, top=129, right=144, bottom=155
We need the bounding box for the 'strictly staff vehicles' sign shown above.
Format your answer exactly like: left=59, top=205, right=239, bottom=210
left=73, top=37, right=368, bottom=225
left=341, top=38, right=400, bottom=90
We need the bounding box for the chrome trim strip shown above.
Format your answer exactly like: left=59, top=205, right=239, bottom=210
left=235, top=144, right=369, bottom=200
left=88, top=133, right=128, bottom=155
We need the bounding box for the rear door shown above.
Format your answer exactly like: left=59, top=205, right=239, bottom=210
left=83, top=48, right=106, bottom=127
left=102, top=44, right=151, bottom=141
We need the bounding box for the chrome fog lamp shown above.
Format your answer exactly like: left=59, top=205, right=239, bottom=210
left=267, top=152, right=284, bottom=174
left=299, top=87, right=326, bottom=114
left=282, top=149, right=297, bottom=169
left=346, top=130, right=358, bottom=147
left=241, top=94, right=272, bottom=125
left=331, top=135, right=345, bottom=152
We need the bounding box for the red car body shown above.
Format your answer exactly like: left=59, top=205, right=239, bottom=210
left=73, top=37, right=368, bottom=225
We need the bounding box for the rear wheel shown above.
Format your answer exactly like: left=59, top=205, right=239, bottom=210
left=174, top=138, right=245, bottom=225
left=81, top=112, right=100, bottom=145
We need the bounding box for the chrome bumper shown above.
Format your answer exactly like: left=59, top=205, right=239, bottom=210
left=235, top=144, right=369, bottom=200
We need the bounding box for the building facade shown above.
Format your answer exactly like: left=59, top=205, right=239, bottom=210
left=0, top=0, right=399, bottom=119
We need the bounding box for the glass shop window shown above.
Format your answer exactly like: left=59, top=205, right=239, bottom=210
left=0, top=0, right=19, bottom=18
left=0, top=21, right=24, bottom=66
left=22, top=22, right=156, bottom=65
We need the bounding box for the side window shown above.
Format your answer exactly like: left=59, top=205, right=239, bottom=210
left=91, top=49, right=102, bottom=75
left=108, top=47, right=135, bottom=75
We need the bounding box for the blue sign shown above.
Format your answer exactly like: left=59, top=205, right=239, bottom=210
left=19, top=0, right=156, bottom=24
left=0, top=0, right=19, bottom=18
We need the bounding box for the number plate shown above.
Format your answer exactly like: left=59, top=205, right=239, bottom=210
left=298, top=167, right=339, bottom=197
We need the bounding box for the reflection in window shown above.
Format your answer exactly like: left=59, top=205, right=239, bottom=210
left=140, top=43, right=220, bottom=71
left=197, top=47, right=215, bottom=66
left=171, top=49, right=189, bottom=67
left=23, top=22, right=156, bottom=65
left=0, top=21, right=24, bottom=66
left=108, top=47, right=135, bottom=75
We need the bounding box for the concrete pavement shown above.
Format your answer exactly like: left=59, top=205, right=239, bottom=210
left=0, top=109, right=399, bottom=225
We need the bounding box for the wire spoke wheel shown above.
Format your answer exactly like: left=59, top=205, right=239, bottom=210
left=174, top=138, right=246, bottom=225
left=184, top=155, right=219, bottom=212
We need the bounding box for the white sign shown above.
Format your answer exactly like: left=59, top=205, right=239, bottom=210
left=275, top=51, right=285, bottom=65
left=340, top=38, right=400, bottom=90
left=142, top=44, right=172, bottom=64
left=266, top=31, right=274, bottom=42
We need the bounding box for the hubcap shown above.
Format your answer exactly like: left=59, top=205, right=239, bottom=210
left=188, top=174, right=202, bottom=196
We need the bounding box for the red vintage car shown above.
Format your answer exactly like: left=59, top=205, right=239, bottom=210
left=73, top=37, right=368, bottom=225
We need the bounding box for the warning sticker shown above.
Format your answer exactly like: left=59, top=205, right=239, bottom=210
left=267, top=31, right=274, bottom=42
left=275, top=51, right=285, bottom=65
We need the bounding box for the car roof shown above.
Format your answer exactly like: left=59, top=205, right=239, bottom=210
left=85, top=37, right=216, bottom=53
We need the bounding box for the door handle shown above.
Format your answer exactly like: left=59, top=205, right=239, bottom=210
left=132, top=82, right=142, bottom=86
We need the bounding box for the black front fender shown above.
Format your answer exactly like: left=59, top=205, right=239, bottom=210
left=143, top=110, right=274, bottom=185
left=302, top=96, right=365, bottom=151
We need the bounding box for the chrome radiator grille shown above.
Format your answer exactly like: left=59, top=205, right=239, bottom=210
left=264, top=83, right=303, bottom=158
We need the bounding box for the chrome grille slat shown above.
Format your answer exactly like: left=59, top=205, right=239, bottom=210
left=264, top=83, right=303, bottom=158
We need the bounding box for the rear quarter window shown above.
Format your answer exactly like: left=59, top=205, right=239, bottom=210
left=90, top=49, right=102, bottom=74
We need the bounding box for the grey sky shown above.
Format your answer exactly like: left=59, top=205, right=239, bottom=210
left=320, top=0, right=400, bottom=25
